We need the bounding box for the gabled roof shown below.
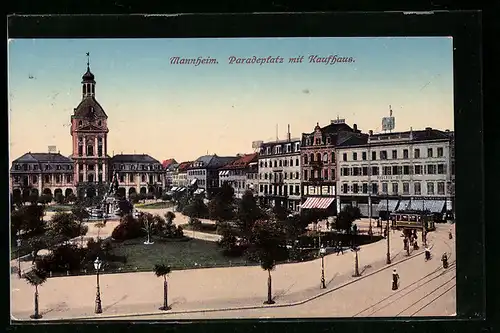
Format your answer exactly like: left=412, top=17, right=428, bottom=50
left=177, top=161, right=193, bottom=172
left=190, top=155, right=238, bottom=169
left=72, top=96, right=107, bottom=119
left=110, top=154, right=161, bottom=164
left=12, top=152, right=72, bottom=164
left=162, top=159, right=178, bottom=169
left=219, top=153, right=259, bottom=170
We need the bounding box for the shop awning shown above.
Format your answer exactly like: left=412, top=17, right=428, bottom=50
left=178, top=187, right=186, bottom=192
left=408, top=200, right=446, bottom=213
left=219, top=170, right=229, bottom=176
left=377, top=200, right=399, bottom=212
left=194, top=188, right=205, bottom=195
left=301, top=197, right=335, bottom=210
left=171, top=186, right=179, bottom=191
left=397, top=200, right=411, bottom=211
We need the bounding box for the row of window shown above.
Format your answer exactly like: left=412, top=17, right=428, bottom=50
left=303, top=169, right=335, bottom=181
left=14, top=175, right=74, bottom=185
left=260, top=171, right=301, bottom=181
left=260, top=142, right=301, bottom=156
left=340, top=181, right=447, bottom=195
left=118, top=174, right=161, bottom=183
left=77, top=145, right=103, bottom=157
left=14, top=164, right=73, bottom=171
left=115, top=164, right=162, bottom=171
left=189, top=169, right=206, bottom=176
left=340, top=164, right=449, bottom=176
left=341, top=147, right=445, bottom=162
left=303, top=152, right=335, bottom=165
left=259, top=158, right=300, bottom=168
left=259, top=184, right=301, bottom=196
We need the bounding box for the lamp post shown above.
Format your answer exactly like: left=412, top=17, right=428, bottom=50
left=16, top=236, right=22, bottom=278
left=353, top=229, right=360, bottom=277
left=94, top=257, right=103, bottom=314
left=384, top=194, right=391, bottom=264
left=319, top=246, right=326, bottom=289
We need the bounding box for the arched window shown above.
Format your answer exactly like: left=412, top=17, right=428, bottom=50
left=295, top=158, right=299, bottom=166
left=310, top=153, right=314, bottom=162
left=323, top=153, right=328, bottom=163
left=83, top=85, right=86, bottom=95
left=303, top=155, right=308, bottom=164
left=331, top=152, right=335, bottom=162
left=98, top=120, right=102, bottom=126
left=316, top=153, right=321, bottom=162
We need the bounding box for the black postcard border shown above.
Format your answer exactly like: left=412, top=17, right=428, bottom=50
left=6, top=11, right=487, bottom=333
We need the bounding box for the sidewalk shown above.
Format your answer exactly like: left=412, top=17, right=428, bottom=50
left=11, top=225, right=453, bottom=320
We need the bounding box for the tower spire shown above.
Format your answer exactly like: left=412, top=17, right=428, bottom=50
left=86, top=52, right=90, bottom=68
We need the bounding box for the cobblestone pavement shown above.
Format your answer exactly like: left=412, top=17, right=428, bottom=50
left=11, top=223, right=454, bottom=320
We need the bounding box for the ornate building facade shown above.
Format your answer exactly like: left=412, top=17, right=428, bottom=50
left=300, top=120, right=364, bottom=213
left=257, top=135, right=302, bottom=212
left=218, top=153, right=259, bottom=199
left=10, top=60, right=166, bottom=201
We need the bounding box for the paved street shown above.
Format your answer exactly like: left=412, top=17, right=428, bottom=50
left=11, top=223, right=454, bottom=320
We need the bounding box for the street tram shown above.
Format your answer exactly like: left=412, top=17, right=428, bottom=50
left=390, top=210, right=436, bottom=231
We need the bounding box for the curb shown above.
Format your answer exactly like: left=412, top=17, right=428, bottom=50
left=23, top=248, right=426, bottom=321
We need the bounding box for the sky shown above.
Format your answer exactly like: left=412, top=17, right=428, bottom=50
left=8, top=37, right=454, bottom=164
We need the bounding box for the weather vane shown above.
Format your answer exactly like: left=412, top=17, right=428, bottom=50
left=86, top=52, right=90, bottom=67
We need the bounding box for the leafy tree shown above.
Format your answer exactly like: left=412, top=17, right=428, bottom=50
left=111, top=214, right=145, bottom=241
left=153, top=264, right=172, bottom=310
left=250, top=219, right=287, bottom=304
left=183, top=197, right=208, bottom=219
left=208, top=184, right=235, bottom=226
left=11, top=209, right=24, bottom=239
left=176, top=194, right=189, bottom=212
left=336, top=206, right=361, bottom=233
left=71, top=205, right=90, bottom=247
left=54, top=193, right=65, bottom=204
left=154, top=189, right=162, bottom=200
left=66, top=193, right=77, bottom=203
left=161, top=193, right=172, bottom=201
left=16, top=205, right=46, bottom=235
left=38, top=194, right=52, bottom=205
left=118, top=199, right=133, bottom=216
left=129, top=193, right=140, bottom=204
left=22, top=268, right=48, bottom=319
left=47, top=212, right=88, bottom=244
left=236, top=190, right=264, bottom=241
left=217, top=222, right=238, bottom=254
left=12, top=191, right=23, bottom=208
left=152, top=214, right=166, bottom=234
left=137, top=193, right=147, bottom=203
left=272, top=202, right=289, bottom=222
left=147, top=192, right=155, bottom=200
left=165, top=211, right=176, bottom=224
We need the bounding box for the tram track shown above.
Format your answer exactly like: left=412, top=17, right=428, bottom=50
left=352, top=260, right=456, bottom=317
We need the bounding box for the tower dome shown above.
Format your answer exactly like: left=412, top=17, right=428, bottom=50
left=82, top=66, right=95, bottom=82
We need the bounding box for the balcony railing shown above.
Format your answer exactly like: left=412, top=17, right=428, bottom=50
left=309, top=160, right=323, bottom=168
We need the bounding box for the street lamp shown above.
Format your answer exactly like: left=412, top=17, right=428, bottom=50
left=319, top=246, right=326, bottom=289
left=16, top=236, right=22, bottom=278
left=94, top=257, right=103, bottom=314
left=382, top=193, right=391, bottom=265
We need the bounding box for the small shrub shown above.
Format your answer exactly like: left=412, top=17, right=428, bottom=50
left=111, top=215, right=145, bottom=241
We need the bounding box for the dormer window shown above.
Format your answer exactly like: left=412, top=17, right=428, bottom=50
left=79, top=120, right=83, bottom=126
left=98, top=120, right=102, bottom=126
left=326, top=137, right=331, bottom=144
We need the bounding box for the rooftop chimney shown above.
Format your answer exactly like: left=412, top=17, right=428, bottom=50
left=425, top=127, right=432, bottom=131
left=369, top=130, right=373, bottom=136
left=287, top=124, right=291, bottom=141
left=353, top=124, right=358, bottom=131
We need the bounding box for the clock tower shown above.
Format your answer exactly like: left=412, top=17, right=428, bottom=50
left=70, top=55, right=110, bottom=195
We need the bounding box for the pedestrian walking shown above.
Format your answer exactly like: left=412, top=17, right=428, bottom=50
left=337, top=241, right=344, bottom=255
left=392, top=269, right=400, bottom=290
left=425, top=246, right=431, bottom=261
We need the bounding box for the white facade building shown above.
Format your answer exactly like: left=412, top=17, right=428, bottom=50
left=336, top=127, right=454, bottom=217
left=218, top=153, right=259, bottom=199
left=258, top=137, right=302, bottom=212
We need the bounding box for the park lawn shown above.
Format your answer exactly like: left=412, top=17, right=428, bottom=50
left=135, top=201, right=175, bottom=209
left=109, top=236, right=252, bottom=271
left=45, top=204, right=73, bottom=212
